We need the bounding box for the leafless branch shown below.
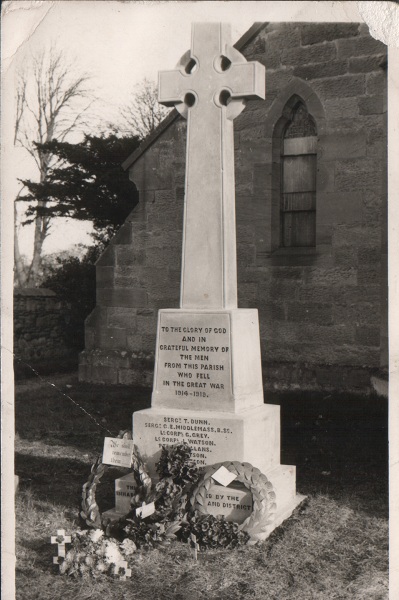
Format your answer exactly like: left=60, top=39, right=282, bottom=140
left=14, top=44, right=95, bottom=286
left=119, top=78, right=171, bottom=140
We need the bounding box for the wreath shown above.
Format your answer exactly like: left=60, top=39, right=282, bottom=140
left=81, top=439, right=200, bottom=543
left=190, top=461, right=277, bottom=543
left=80, top=430, right=152, bottom=530
left=81, top=441, right=277, bottom=553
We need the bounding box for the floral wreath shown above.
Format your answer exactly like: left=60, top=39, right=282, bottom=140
left=190, top=461, right=277, bottom=543
left=68, top=441, right=277, bottom=579
left=81, top=430, right=152, bottom=530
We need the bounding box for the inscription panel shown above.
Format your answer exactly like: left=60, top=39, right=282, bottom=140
left=115, top=473, right=136, bottom=514
left=153, top=311, right=232, bottom=411
left=201, top=483, right=252, bottom=523
left=134, top=410, right=243, bottom=473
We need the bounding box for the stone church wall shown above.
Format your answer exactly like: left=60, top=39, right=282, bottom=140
left=79, top=22, right=387, bottom=392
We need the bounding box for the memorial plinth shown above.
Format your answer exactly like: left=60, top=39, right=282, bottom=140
left=132, top=23, right=304, bottom=538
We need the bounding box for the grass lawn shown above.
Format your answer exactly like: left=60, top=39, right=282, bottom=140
left=15, top=371, right=388, bottom=599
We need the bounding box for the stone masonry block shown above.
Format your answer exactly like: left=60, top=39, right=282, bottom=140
left=112, top=223, right=133, bottom=245
left=300, top=23, right=360, bottom=46
left=318, top=132, right=366, bottom=161
left=265, top=48, right=281, bottom=70
left=331, top=285, right=380, bottom=305
left=145, top=246, right=181, bottom=270
left=126, top=333, right=156, bottom=353
left=97, top=328, right=127, bottom=350
left=324, top=98, right=359, bottom=120
left=85, top=306, right=107, bottom=328
left=366, top=72, right=386, bottom=96
left=78, top=363, right=90, bottom=381
left=367, top=140, right=386, bottom=161
left=107, top=307, right=137, bottom=329
left=150, top=296, right=180, bottom=311
left=333, top=302, right=380, bottom=327
left=146, top=229, right=182, bottom=248
left=335, top=168, right=382, bottom=193
left=281, top=42, right=336, bottom=66
left=118, top=367, right=154, bottom=387
left=114, top=265, right=146, bottom=287
left=235, top=107, right=267, bottom=132
left=96, top=245, right=115, bottom=267
left=85, top=328, right=96, bottom=349
left=316, top=163, right=335, bottom=192
left=237, top=244, right=256, bottom=266
left=300, top=323, right=355, bottom=346
left=271, top=267, right=305, bottom=282
left=116, top=246, right=146, bottom=266
left=136, top=314, right=158, bottom=337
left=258, top=280, right=299, bottom=307
left=332, top=246, right=358, bottom=268
left=349, top=55, right=387, bottom=73
left=305, top=267, right=357, bottom=287
left=311, top=74, right=365, bottom=98
left=332, top=224, right=381, bottom=248
left=355, top=326, right=380, bottom=347
left=358, top=96, right=385, bottom=115
left=263, top=24, right=301, bottom=49
left=97, top=288, right=148, bottom=308
left=358, top=246, right=381, bottom=265
left=137, top=308, right=155, bottom=316
left=358, top=23, right=370, bottom=36
left=239, top=125, right=267, bottom=142
left=357, top=263, right=382, bottom=286
left=96, top=266, right=114, bottom=288
left=317, top=192, right=363, bottom=225
left=146, top=280, right=180, bottom=306
left=344, top=368, right=371, bottom=390
left=293, top=60, right=347, bottom=80
left=286, top=302, right=333, bottom=326
left=335, top=153, right=382, bottom=175
left=86, top=350, right=131, bottom=369
left=237, top=282, right=258, bottom=307
left=315, top=367, right=344, bottom=389
left=336, top=36, right=387, bottom=59
left=296, top=284, right=339, bottom=304
left=90, top=366, right=118, bottom=385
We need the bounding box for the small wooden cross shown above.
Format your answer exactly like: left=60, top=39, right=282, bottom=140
left=51, top=529, right=71, bottom=558
left=115, top=560, right=132, bottom=580
left=188, top=533, right=200, bottom=560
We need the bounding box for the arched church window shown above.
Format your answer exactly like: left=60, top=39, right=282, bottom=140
left=281, top=102, right=317, bottom=247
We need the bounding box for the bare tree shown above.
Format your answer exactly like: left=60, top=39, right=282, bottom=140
left=14, top=45, right=93, bottom=287
left=119, top=78, right=170, bottom=140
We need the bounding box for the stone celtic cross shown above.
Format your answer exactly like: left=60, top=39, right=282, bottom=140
left=159, top=23, right=265, bottom=310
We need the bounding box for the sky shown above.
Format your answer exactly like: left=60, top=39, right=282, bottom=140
left=1, top=1, right=375, bottom=258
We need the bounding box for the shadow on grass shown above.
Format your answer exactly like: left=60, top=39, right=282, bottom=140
left=15, top=375, right=388, bottom=519
left=268, top=390, right=388, bottom=518
left=15, top=376, right=152, bottom=454
left=15, top=452, right=131, bottom=517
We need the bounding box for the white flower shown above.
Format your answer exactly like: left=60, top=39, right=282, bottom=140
left=89, top=529, right=104, bottom=543
left=120, top=538, right=137, bottom=556
left=104, top=540, right=123, bottom=565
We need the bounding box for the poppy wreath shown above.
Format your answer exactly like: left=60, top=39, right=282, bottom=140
left=189, top=461, right=277, bottom=543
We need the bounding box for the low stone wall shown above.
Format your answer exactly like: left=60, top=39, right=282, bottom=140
left=14, top=288, right=76, bottom=374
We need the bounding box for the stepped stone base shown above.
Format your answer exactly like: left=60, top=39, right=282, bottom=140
left=133, top=404, right=282, bottom=476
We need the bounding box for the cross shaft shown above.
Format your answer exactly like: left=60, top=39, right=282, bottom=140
left=159, top=23, right=265, bottom=309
